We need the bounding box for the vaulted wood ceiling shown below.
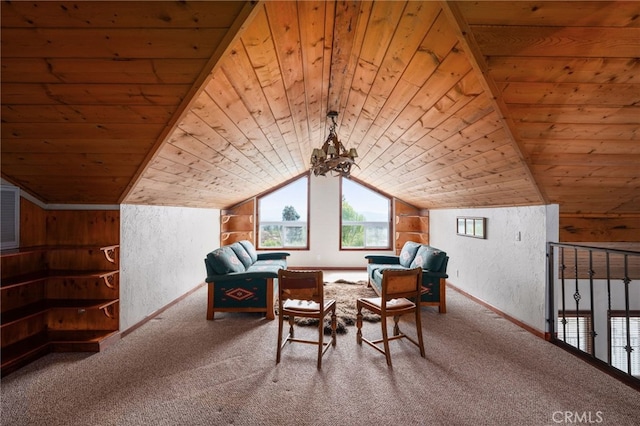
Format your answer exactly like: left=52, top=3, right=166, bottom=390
left=2, top=1, right=639, bottom=214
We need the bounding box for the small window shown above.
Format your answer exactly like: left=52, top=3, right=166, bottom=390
left=340, top=178, right=391, bottom=250
left=1, top=185, right=20, bottom=250
left=257, top=175, right=309, bottom=249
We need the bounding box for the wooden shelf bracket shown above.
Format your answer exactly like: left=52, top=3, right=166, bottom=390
left=100, top=246, right=118, bottom=264
left=102, top=273, right=117, bottom=289
left=101, top=304, right=116, bottom=319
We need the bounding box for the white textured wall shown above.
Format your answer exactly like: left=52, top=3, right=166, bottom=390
left=429, top=205, right=559, bottom=333
left=118, top=198, right=560, bottom=334
left=286, top=175, right=395, bottom=268
left=120, top=204, right=219, bottom=331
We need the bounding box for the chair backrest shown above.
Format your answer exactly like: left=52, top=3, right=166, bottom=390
left=277, top=269, right=324, bottom=304
left=381, top=267, right=422, bottom=301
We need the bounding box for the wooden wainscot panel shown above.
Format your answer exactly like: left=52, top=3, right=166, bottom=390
left=560, top=214, right=640, bottom=242
left=45, top=210, right=120, bottom=246
left=19, top=197, right=47, bottom=247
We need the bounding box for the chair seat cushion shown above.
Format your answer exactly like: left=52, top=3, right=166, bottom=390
left=283, top=299, right=334, bottom=312
left=359, top=297, right=415, bottom=311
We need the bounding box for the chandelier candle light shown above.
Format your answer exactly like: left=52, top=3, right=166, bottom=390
left=310, top=111, right=358, bottom=177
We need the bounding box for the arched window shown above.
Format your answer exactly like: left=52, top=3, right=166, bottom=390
left=340, top=178, right=391, bottom=250
left=257, top=175, right=309, bottom=249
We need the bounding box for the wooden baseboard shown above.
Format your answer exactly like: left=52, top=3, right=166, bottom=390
left=121, top=282, right=206, bottom=338
left=447, top=282, right=545, bottom=339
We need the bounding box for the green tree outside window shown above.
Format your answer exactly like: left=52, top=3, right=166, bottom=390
left=342, top=196, right=365, bottom=247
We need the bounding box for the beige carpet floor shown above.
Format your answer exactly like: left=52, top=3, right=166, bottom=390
left=1, top=285, right=639, bottom=426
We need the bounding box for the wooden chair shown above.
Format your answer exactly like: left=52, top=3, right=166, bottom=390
left=356, top=267, right=425, bottom=366
left=276, top=269, right=337, bottom=369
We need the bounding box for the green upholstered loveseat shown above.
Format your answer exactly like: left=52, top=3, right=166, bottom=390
left=204, top=240, right=289, bottom=320
left=365, top=241, right=449, bottom=313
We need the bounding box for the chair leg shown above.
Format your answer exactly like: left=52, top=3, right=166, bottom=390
left=288, top=315, right=295, bottom=339
left=415, top=307, right=425, bottom=358
left=331, top=307, right=337, bottom=347
left=439, top=277, right=447, bottom=313
left=393, top=315, right=401, bottom=336
left=276, top=309, right=284, bottom=364
left=317, top=315, right=324, bottom=370
left=381, top=315, right=392, bottom=367
left=356, top=300, right=363, bottom=345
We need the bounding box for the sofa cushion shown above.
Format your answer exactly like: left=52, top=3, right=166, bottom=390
left=399, top=241, right=422, bottom=267
left=411, top=246, right=447, bottom=272
left=230, top=242, right=254, bottom=269
left=239, top=240, right=259, bottom=263
left=247, top=259, right=287, bottom=275
left=370, top=264, right=410, bottom=282
left=208, top=246, right=246, bottom=274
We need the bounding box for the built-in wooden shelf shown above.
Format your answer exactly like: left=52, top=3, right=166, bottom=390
left=394, top=199, right=429, bottom=254
left=221, top=199, right=256, bottom=246
left=1, top=244, right=120, bottom=377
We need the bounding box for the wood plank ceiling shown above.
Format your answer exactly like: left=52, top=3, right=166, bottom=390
left=1, top=1, right=639, bottom=215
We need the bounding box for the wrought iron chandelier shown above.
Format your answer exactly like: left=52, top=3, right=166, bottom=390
left=310, top=111, right=358, bottom=177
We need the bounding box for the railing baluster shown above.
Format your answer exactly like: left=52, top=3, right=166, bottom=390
left=560, top=247, right=567, bottom=344
left=623, top=254, right=633, bottom=376
left=588, top=250, right=596, bottom=357
left=606, top=251, right=612, bottom=368
left=574, top=248, right=581, bottom=351
left=547, top=244, right=556, bottom=338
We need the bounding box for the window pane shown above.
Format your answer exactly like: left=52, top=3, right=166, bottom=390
left=341, top=178, right=390, bottom=249
left=610, top=316, right=640, bottom=377
left=342, top=224, right=365, bottom=248
left=259, top=224, right=283, bottom=248
left=365, top=223, right=389, bottom=247
left=258, top=176, right=308, bottom=249
left=284, top=224, right=307, bottom=247
left=557, top=314, right=591, bottom=352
